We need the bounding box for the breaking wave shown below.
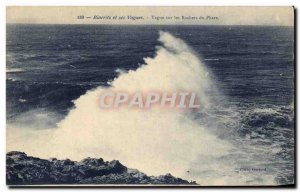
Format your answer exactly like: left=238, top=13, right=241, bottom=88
left=7, top=31, right=292, bottom=185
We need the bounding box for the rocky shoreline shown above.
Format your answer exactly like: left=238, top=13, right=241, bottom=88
left=6, top=151, right=197, bottom=185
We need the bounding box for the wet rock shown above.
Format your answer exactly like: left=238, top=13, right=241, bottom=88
left=6, top=151, right=197, bottom=185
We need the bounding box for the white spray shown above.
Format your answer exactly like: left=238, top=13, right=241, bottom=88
left=7, top=31, right=277, bottom=185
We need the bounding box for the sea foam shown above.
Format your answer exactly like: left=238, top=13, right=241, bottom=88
left=8, top=32, right=278, bottom=185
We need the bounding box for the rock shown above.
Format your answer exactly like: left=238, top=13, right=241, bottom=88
left=80, top=157, right=104, bottom=166
left=108, top=160, right=127, bottom=173
left=6, top=151, right=197, bottom=185
left=7, top=151, right=27, bottom=160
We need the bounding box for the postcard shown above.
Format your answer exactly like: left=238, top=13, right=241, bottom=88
left=6, top=6, right=295, bottom=186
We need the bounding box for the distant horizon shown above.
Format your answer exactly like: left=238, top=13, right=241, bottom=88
left=6, top=23, right=294, bottom=27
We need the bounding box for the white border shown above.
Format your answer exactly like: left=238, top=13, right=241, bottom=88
left=2, top=0, right=298, bottom=6
left=1, top=0, right=298, bottom=191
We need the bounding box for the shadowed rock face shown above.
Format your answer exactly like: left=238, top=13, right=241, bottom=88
left=6, top=151, right=197, bottom=185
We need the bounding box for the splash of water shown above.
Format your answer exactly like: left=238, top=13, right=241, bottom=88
left=7, top=31, right=278, bottom=185
left=49, top=31, right=232, bottom=176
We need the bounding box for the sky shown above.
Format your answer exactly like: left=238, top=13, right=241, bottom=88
left=7, top=6, right=294, bottom=26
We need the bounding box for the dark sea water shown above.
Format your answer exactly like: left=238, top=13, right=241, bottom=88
left=6, top=24, right=294, bottom=185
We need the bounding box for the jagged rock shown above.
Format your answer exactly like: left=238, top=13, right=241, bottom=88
left=6, top=151, right=197, bottom=185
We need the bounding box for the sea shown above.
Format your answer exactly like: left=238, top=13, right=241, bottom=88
left=6, top=24, right=294, bottom=186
